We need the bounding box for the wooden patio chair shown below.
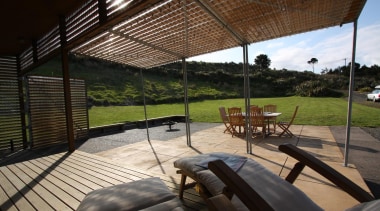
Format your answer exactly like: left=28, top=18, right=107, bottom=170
left=206, top=143, right=377, bottom=211
left=277, top=105, right=299, bottom=137
left=227, top=107, right=245, bottom=137
left=250, top=106, right=266, bottom=138
left=219, top=107, right=233, bottom=134
left=264, top=104, right=277, bottom=133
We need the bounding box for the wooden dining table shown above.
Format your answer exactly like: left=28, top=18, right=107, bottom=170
left=263, top=112, right=282, bottom=135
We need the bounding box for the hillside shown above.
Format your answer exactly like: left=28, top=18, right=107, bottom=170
left=31, top=54, right=379, bottom=106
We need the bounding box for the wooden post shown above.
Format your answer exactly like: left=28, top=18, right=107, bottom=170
left=16, top=56, right=28, bottom=149
left=60, top=15, right=75, bottom=152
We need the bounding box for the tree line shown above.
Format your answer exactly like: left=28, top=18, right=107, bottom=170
left=32, top=54, right=380, bottom=106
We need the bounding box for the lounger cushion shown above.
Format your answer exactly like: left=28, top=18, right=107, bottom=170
left=77, top=177, right=183, bottom=211
left=173, top=152, right=247, bottom=179
left=197, top=158, right=323, bottom=211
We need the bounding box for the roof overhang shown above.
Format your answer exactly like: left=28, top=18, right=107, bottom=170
left=0, top=0, right=367, bottom=70
left=71, top=0, right=367, bottom=68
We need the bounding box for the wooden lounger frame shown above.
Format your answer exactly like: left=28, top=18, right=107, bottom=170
left=206, top=143, right=375, bottom=210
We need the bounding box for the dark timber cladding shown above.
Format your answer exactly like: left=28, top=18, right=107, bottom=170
left=0, top=57, right=25, bottom=153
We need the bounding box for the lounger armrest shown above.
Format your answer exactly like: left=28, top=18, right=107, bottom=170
left=208, top=160, right=274, bottom=211
left=279, top=143, right=374, bottom=203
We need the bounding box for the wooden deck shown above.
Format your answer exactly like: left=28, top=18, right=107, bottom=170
left=0, top=150, right=206, bottom=210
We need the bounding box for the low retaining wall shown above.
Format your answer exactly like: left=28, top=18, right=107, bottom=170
left=89, top=115, right=187, bottom=137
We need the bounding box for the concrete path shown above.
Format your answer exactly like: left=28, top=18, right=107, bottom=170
left=330, top=126, right=380, bottom=198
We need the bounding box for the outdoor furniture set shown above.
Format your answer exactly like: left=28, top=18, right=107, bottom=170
left=219, top=105, right=299, bottom=138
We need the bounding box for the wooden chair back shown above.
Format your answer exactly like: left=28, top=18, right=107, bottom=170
left=249, top=107, right=264, bottom=127
left=219, top=107, right=232, bottom=134
left=278, top=106, right=299, bottom=137
left=219, top=107, right=229, bottom=123
left=228, top=107, right=245, bottom=136
left=288, top=105, right=299, bottom=126
left=250, top=107, right=266, bottom=138
left=264, top=104, right=276, bottom=113
left=227, top=107, right=243, bottom=125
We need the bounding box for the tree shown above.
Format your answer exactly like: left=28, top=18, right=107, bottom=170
left=307, top=58, right=318, bottom=73
left=254, top=54, right=271, bottom=71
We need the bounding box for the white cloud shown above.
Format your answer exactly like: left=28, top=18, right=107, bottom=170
left=189, top=23, right=380, bottom=73
left=269, top=24, right=380, bottom=72
left=357, top=24, right=380, bottom=66
left=266, top=42, right=284, bottom=48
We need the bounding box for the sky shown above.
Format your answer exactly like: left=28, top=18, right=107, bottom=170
left=188, top=0, right=380, bottom=74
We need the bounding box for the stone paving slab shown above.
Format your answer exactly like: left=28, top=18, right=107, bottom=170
left=89, top=123, right=374, bottom=210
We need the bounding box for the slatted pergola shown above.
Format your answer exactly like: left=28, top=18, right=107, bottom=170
left=0, top=0, right=367, bottom=156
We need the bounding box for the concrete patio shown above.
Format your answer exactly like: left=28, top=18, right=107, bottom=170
left=87, top=123, right=374, bottom=210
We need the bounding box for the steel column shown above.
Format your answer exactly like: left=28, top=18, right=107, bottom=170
left=182, top=58, right=191, bottom=146
left=243, top=44, right=252, bottom=154
left=140, top=69, right=150, bottom=142
left=344, top=20, right=358, bottom=167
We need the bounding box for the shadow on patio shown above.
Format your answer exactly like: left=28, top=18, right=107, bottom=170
left=0, top=123, right=374, bottom=210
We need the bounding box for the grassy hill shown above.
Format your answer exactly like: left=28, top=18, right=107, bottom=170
left=32, top=54, right=378, bottom=107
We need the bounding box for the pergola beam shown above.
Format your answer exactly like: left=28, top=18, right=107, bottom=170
left=109, top=29, right=184, bottom=58
left=195, top=0, right=247, bottom=45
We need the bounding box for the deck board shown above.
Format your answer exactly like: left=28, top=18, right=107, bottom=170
left=36, top=156, right=105, bottom=191
left=42, top=154, right=117, bottom=187
left=16, top=161, right=82, bottom=210
left=0, top=150, right=205, bottom=210
left=0, top=168, right=37, bottom=211
left=25, top=159, right=88, bottom=200
left=8, top=163, right=73, bottom=210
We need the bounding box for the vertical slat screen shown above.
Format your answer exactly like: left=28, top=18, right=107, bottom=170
left=71, top=79, right=89, bottom=140
left=0, top=57, right=24, bottom=154
left=27, top=76, right=88, bottom=149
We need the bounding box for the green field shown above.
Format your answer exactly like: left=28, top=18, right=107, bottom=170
left=88, top=96, right=380, bottom=128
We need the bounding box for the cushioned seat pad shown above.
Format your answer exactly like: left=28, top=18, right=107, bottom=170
left=173, top=152, right=247, bottom=179
left=77, top=177, right=182, bottom=211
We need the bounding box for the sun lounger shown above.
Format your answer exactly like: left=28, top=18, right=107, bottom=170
left=173, top=152, right=247, bottom=199
left=174, top=144, right=377, bottom=210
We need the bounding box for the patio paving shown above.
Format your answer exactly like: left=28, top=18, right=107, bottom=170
left=84, top=123, right=374, bottom=211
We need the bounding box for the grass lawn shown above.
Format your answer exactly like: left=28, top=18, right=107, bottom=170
left=88, top=96, right=380, bottom=127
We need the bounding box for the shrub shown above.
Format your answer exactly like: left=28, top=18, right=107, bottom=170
left=359, top=87, right=372, bottom=93
left=295, top=80, right=343, bottom=97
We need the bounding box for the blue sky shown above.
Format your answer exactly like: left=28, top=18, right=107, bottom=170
left=189, top=0, right=380, bottom=74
